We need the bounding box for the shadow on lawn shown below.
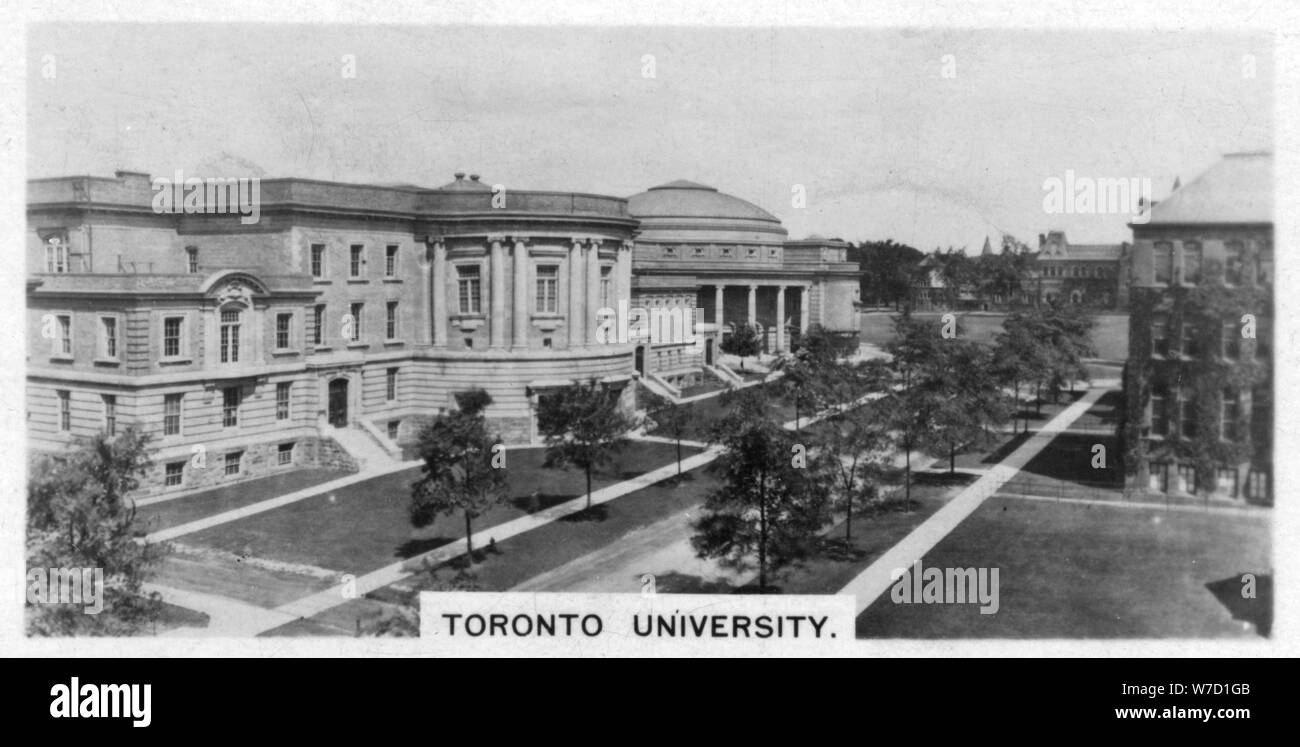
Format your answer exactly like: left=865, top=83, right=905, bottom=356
left=652, top=571, right=738, bottom=594
left=509, top=492, right=574, bottom=513
left=559, top=504, right=609, bottom=523
left=981, top=431, right=1033, bottom=464
left=1205, top=572, right=1272, bottom=637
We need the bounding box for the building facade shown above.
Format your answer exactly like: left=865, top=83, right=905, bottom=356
left=27, top=171, right=858, bottom=495
left=1121, top=152, right=1272, bottom=504
left=1031, top=230, right=1131, bottom=309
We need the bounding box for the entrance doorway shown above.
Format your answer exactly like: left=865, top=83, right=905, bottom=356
left=634, top=345, right=646, bottom=375
left=328, top=378, right=349, bottom=427
left=704, top=338, right=714, bottom=366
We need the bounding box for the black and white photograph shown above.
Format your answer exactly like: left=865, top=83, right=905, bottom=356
left=2, top=0, right=1293, bottom=675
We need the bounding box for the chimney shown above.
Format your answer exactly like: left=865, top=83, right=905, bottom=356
left=453, top=171, right=466, bottom=181
left=469, top=174, right=481, bottom=182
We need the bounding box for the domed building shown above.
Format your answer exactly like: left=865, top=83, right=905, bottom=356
left=626, top=180, right=861, bottom=391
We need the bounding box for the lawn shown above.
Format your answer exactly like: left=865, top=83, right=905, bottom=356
left=172, top=441, right=700, bottom=578
left=135, top=468, right=344, bottom=533
left=856, top=496, right=1271, bottom=638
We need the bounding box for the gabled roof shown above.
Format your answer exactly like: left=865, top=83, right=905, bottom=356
left=1146, top=152, right=1272, bottom=225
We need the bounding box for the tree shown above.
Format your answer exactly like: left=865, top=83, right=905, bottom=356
left=691, top=389, right=833, bottom=591
left=537, top=381, right=637, bottom=510
left=719, top=322, right=762, bottom=370
left=776, top=352, right=827, bottom=437
left=643, top=389, right=693, bottom=476
left=409, top=389, right=508, bottom=562
left=27, top=427, right=170, bottom=635
left=821, top=409, right=900, bottom=541
left=855, top=239, right=925, bottom=309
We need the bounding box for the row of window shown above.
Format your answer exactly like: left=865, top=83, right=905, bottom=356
left=451, top=263, right=613, bottom=315
left=311, top=243, right=403, bottom=280
left=163, top=442, right=295, bottom=487
left=1148, top=387, right=1268, bottom=442
left=53, top=372, right=400, bottom=436
left=1151, top=241, right=1271, bottom=286
left=1147, top=462, right=1268, bottom=500
left=662, top=245, right=780, bottom=260
left=1150, top=317, right=1269, bottom=360
left=1039, top=265, right=1113, bottom=279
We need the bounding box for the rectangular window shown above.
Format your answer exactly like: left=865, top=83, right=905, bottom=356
left=386, top=301, right=398, bottom=340
left=387, top=420, right=400, bottom=441
left=1255, top=318, right=1270, bottom=359
left=163, top=316, right=183, bottom=358
left=1181, top=242, right=1202, bottom=284
left=276, top=382, right=291, bottom=421
left=186, top=246, right=199, bottom=274
left=1246, top=469, right=1268, bottom=501
left=220, top=310, right=241, bottom=363
left=276, top=312, right=292, bottom=349
left=385, top=245, right=399, bottom=276
left=386, top=368, right=398, bottom=401
left=600, top=265, right=613, bottom=308
left=1177, top=464, right=1197, bottom=493
left=163, top=393, right=182, bottom=436
left=278, top=442, right=294, bottom=466
left=224, top=451, right=243, bottom=476
left=311, top=244, right=325, bottom=278
left=535, top=265, right=558, bottom=313
left=1150, top=385, right=1168, bottom=436
left=1179, top=390, right=1197, bottom=440
left=1250, top=388, right=1270, bottom=445
left=458, top=265, right=482, bottom=314
left=1151, top=317, right=1168, bottom=357
left=1181, top=322, right=1199, bottom=358
left=1222, top=321, right=1240, bottom=360
left=100, top=317, right=117, bottom=359
left=1154, top=242, right=1173, bottom=284
left=57, top=314, right=72, bottom=356
left=165, top=461, right=184, bottom=487
left=1221, top=390, right=1239, bottom=441
left=1224, top=241, right=1243, bottom=285
left=313, top=305, right=325, bottom=345
left=46, top=240, right=69, bottom=273
left=57, top=390, right=70, bottom=432
left=348, top=303, right=363, bottom=342
left=1148, top=462, right=1168, bottom=492
left=350, top=245, right=364, bottom=277
left=222, top=386, right=240, bottom=428
left=103, top=394, right=116, bottom=436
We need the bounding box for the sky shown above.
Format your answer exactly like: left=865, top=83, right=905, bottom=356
left=26, top=23, right=1272, bottom=250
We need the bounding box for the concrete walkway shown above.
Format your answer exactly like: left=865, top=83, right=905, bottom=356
left=837, top=383, right=1115, bottom=614
left=145, top=583, right=298, bottom=637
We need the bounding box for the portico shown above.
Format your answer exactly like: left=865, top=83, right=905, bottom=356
left=707, top=281, right=812, bottom=353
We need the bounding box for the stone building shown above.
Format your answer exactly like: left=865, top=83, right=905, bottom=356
left=26, top=171, right=860, bottom=495
left=1121, top=152, right=1272, bottom=504
left=1031, top=230, right=1131, bottom=309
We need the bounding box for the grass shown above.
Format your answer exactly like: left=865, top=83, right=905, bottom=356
left=856, top=496, right=1271, bottom=638
left=172, top=442, right=700, bottom=578
left=135, top=468, right=343, bottom=533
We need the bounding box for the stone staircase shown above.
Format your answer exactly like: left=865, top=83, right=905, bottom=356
left=330, top=424, right=400, bottom=471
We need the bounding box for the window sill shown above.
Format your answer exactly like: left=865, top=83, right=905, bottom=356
left=271, top=349, right=299, bottom=357
left=313, top=279, right=332, bottom=285
left=346, top=342, right=371, bottom=350
left=49, top=355, right=74, bottom=363
left=93, top=358, right=121, bottom=366
left=382, top=278, right=403, bottom=283
left=310, top=346, right=332, bottom=353
left=383, top=339, right=406, bottom=346
left=159, top=358, right=192, bottom=366
left=347, top=278, right=370, bottom=285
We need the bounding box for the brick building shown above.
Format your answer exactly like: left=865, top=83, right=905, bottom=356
left=1121, top=152, right=1272, bottom=503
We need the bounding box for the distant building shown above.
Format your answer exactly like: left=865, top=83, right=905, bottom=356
left=1030, top=231, right=1131, bottom=309
left=1121, top=152, right=1272, bottom=504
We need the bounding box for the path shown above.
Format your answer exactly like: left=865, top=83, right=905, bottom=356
left=836, top=382, right=1115, bottom=613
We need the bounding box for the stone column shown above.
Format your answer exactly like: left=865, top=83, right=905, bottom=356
left=715, top=285, right=725, bottom=328
left=800, top=285, right=811, bottom=332
left=489, top=236, right=506, bottom=349
left=775, top=285, right=787, bottom=351
left=586, top=239, right=602, bottom=345
left=617, top=239, right=633, bottom=312
left=432, top=240, right=447, bottom=347
left=747, top=284, right=758, bottom=325
left=569, top=238, right=585, bottom=348
left=512, top=237, right=529, bottom=350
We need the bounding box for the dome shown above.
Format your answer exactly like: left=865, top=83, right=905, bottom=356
left=628, top=180, right=783, bottom=224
